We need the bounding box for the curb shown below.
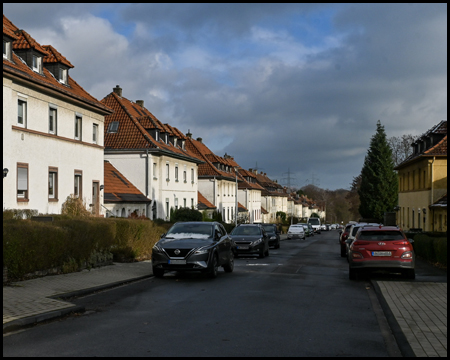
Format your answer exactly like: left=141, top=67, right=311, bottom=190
left=371, top=280, right=416, bottom=357
left=3, top=274, right=154, bottom=334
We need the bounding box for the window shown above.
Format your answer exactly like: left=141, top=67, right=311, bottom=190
left=107, top=121, right=119, bottom=133
left=175, top=198, right=178, bottom=210
left=18, top=99, right=27, bottom=127
left=153, top=163, right=157, bottom=179
left=166, top=163, right=170, bottom=181
left=191, top=198, right=194, bottom=208
left=165, top=198, right=170, bottom=220
left=74, top=171, right=82, bottom=198
left=3, top=40, right=10, bottom=60
left=32, top=55, right=41, bottom=73
left=17, top=163, right=29, bottom=201
left=93, top=124, right=98, bottom=144
left=191, top=168, right=194, bottom=183
left=48, top=167, right=58, bottom=200
left=183, top=198, right=186, bottom=208
left=183, top=169, right=187, bottom=183
left=49, top=107, right=57, bottom=134
left=59, top=68, right=67, bottom=84
left=74, top=116, right=82, bottom=140
left=175, top=165, right=179, bottom=182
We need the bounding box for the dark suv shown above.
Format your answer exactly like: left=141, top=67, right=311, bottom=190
left=261, top=223, right=280, bottom=249
left=230, top=224, right=270, bottom=258
left=348, top=225, right=415, bottom=280
left=151, top=221, right=234, bottom=278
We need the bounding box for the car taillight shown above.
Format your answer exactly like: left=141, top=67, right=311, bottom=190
left=342, top=234, right=348, bottom=240
left=393, top=241, right=409, bottom=245
left=401, top=251, right=413, bottom=259
left=352, top=252, right=363, bottom=259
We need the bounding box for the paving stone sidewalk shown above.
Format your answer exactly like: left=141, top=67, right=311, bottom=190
left=376, top=281, right=447, bottom=357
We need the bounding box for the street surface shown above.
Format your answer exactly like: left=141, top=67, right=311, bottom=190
left=2, top=230, right=435, bottom=357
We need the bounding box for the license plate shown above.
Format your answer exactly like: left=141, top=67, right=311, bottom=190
left=237, top=246, right=249, bottom=250
left=372, top=251, right=391, bottom=257
left=168, top=259, right=186, bottom=265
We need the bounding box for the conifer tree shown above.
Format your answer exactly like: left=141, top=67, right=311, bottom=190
left=358, top=121, right=398, bottom=222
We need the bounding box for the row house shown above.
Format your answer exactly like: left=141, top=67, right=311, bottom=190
left=197, top=191, right=216, bottom=219
left=3, top=15, right=113, bottom=216
left=101, top=86, right=204, bottom=220
left=395, top=120, right=447, bottom=232
left=185, top=135, right=240, bottom=224
left=235, top=168, right=264, bottom=223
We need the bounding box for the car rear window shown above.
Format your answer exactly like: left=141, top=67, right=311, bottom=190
left=232, top=226, right=261, bottom=236
left=358, top=231, right=405, bottom=241
left=262, top=224, right=275, bottom=232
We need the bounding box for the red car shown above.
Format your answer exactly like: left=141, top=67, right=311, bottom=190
left=339, top=223, right=354, bottom=257
left=348, top=225, right=415, bottom=280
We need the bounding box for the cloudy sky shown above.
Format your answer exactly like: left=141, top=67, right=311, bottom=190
left=4, top=3, right=447, bottom=190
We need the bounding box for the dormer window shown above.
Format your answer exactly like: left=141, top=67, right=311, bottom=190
left=108, top=121, right=119, bottom=133
left=3, top=39, right=11, bottom=60
left=32, top=54, right=42, bottom=73
left=181, top=140, right=186, bottom=150
left=59, top=67, right=68, bottom=84
left=174, top=137, right=178, bottom=147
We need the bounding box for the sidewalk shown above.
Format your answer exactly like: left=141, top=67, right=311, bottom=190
left=3, top=262, right=447, bottom=357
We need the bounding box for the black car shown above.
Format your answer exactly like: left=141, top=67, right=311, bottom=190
left=230, top=224, right=269, bottom=258
left=261, top=223, right=281, bottom=248
left=151, top=221, right=234, bottom=278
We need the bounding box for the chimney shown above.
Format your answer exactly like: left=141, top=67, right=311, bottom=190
left=136, top=100, right=144, bottom=108
left=113, top=85, right=122, bottom=97
left=249, top=168, right=253, bottom=173
left=186, top=129, right=192, bottom=138
left=197, top=137, right=202, bottom=143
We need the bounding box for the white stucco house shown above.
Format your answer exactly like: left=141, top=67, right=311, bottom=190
left=3, top=15, right=113, bottom=216
left=185, top=136, right=239, bottom=224
left=101, top=86, right=203, bottom=220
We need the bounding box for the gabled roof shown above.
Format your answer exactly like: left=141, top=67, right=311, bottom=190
left=238, top=202, right=248, bottom=212
left=395, top=121, right=447, bottom=169
left=197, top=191, right=216, bottom=210
left=104, top=161, right=151, bottom=203
left=3, top=14, right=18, bottom=39
left=185, top=136, right=238, bottom=181
left=3, top=15, right=112, bottom=115
left=237, top=168, right=265, bottom=191
left=42, top=44, right=74, bottom=68
left=101, top=91, right=203, bottom=163
left=430, top=193, right=447, bottom=208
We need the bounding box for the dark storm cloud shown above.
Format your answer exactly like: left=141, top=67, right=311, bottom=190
left=3, top=3, right=446, bottom=190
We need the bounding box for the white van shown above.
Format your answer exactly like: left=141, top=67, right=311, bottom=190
left=287, top=224, right=306, bottom=240
left=307, top=217, right=321, bottom=234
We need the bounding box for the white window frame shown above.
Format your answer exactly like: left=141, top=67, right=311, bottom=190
left=49, top=106, right=57, bottom=135
left=175, top=165, right=179, bottom=182
left=191, top=168, right=194, bottom=184
left=74, top=171, right=82, bottom=198
left=3, top=40, right=10, bottom=60
left=75, top=115, right=82, bottom=140
left=48, top=167, right=58, bottom=200
left=17, top=163, right=29, bottom=200
left=18, top=99, right=27, bottom=127
left=93, top=123, right=98, bottom=144
left=32, top=55, right=42, bottom=73
left=166, top=163, right=170, bottom=181
left=59, top=67, right=68, bottom=84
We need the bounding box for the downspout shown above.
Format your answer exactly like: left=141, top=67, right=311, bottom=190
left=145, top=149, right=149, bottom=218
left=430, top=156, right=435, bottom=231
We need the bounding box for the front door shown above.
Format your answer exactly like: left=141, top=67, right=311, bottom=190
left=92, top=181, right=100, bottom=216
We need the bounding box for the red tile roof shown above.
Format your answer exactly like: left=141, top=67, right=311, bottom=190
left=197, top=191, right=216, bottom=210
left=101, top=91, right=203, bottom=164
left=3, top=15, right=111, bottom=115
left=42, top=44, right=74, bottom=68
left=104, top=161, right=151, bottom=203
left=424, top=135, right=447, bottom=156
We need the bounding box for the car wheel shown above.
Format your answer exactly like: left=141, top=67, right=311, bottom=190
left=153, top=267, right=164, bottom=278
left=403, top=269, right=415, bottom=280
left=349, top=267, right=358, bottom=280
left=223, top=252, right=234, bottom=273
left=208, top=254, right=219, bottom=278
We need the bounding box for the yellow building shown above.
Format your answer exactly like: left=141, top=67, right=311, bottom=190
left=395, top=121, right=447, bottom=232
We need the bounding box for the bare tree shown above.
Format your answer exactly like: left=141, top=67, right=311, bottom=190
left=388, top=134, right=419, bottom=167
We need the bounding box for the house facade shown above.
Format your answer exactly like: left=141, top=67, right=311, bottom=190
left=395, top=120, right=447, bottom=231
left=3, top=15, right=113, bottom=216
left=101, top=86, right=203, bottom=220
left=185, top=136, right=239, bottom=224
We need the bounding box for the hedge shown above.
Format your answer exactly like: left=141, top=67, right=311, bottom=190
left=406, top=232, right=447, bottom=267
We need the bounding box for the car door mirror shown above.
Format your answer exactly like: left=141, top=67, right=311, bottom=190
left=160, top=233, right=166, bottom=238
left=408, top=238, right=414, bottom=244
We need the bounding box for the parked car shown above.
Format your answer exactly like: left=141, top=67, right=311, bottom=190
left=308, top=217, right=321, bottom=233
left=298, top=223, right=312, bottom=237
left=152, top=221, right=235, bottom=278
left=287, top=224, right=306, bottom=240
left=320, top=224, right=327, bottom=231
left=348, top=225, right=415, bottom=280
left=345, top=222, right=381, bottom=259
left=261, top=223, right=281, bottom=249
left=308, top=223, right=315, bottom=236
left=230, top=224, right=270, bottom=258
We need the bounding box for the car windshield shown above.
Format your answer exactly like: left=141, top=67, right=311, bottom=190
left=166, top=223, right=213, bottom=239
left=261, top=224, right=275, bottom=232
left=308, top=218, right=320, bottom=225
left=232, top=227, right=261, bottom=236
left=358, top=231, right=405, bottom=241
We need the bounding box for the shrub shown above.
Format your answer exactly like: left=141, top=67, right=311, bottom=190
left=61, top=194, right=91, bottom=218
left=171, top=207, right=203, bottom=222
left=412, top=233, right=447, bottom=267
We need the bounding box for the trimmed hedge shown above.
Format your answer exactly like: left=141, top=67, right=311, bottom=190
left=406, top=232, right=447, bottom=267
left=3, top=217, right=169, bottom=281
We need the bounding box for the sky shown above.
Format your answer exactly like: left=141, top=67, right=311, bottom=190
left=4, top=3, right=447, bottom=190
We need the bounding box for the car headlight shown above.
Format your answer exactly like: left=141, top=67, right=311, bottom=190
left=194, top=247, right=210, bottom=255
left=252, top=239, right=263, bottom=246
left=152, top=244, right=164, bottom=253
left=270, top=236, right=277, bottom=240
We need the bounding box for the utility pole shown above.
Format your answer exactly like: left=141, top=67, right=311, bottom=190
left=281, top=168, right=297, bottom=190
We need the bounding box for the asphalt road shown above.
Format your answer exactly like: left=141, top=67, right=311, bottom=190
left=4, top=231, right=398, bottom=357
